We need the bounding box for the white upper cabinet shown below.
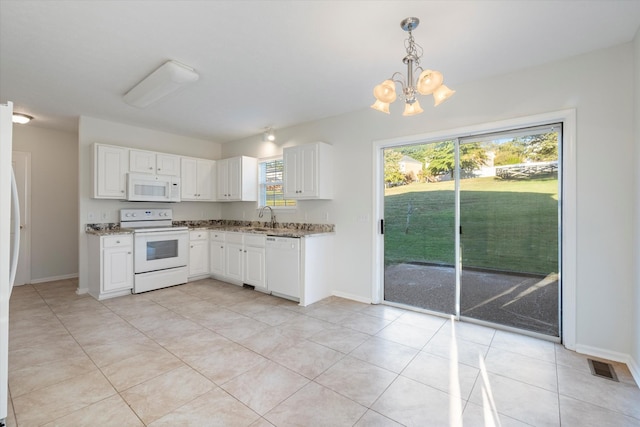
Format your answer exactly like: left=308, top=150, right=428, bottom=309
left=283, top=142, right=333, bottom=199
left=181, top=157, right=215, bottom=201
left=130, top=149, right=180, bottom=176
left=94, top=143, right=129, bottom=199
left=216, top=156, right=258, bottom=201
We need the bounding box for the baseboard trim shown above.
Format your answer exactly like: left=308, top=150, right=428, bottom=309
left=575, top=344, right=640, bottom=386
left=30, top=273, right=78, bottom=284
left=76, top=287, right=89, bottom=295
left=627, top=356, right=640, bottom=387
left=331, top=290, right=372, bottom=305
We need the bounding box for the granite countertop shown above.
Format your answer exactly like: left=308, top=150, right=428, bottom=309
left=86, top=220, right=334, bottom=238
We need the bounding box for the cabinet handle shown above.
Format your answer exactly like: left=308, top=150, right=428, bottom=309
left=116, top=240, right=120, bottom=244
left=128, top=252, right=132, bottom=255
left=158, top=168, right=161, bottom=171
left=121, top=190, right=125, bottom=193
left=149, top=166, right=153, bottom=170
left=190, top=245, right=194, bottom=248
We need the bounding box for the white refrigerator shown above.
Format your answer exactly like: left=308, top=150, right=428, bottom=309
left=1, top=101, right=20, bottom=423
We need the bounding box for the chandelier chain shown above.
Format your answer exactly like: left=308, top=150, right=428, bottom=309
left=404, top=30, right=423, bottom=67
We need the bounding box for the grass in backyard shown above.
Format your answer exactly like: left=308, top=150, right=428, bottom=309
left=384, top=176, right=559, bottom=274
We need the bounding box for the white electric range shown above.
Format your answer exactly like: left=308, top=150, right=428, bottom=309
left=120, top=208, right=189, bottom=293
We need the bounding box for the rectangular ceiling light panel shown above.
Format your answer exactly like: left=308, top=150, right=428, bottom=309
left=124, top=60, right=199, bottom=108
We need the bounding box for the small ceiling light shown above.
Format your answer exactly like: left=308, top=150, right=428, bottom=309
left=123, top=60, right=199, bottom=108
left=263, top=127, right=276, bottom=142
left=371, top=17, right=455, bottom=115
left=12, top=113, right=33, bottom=124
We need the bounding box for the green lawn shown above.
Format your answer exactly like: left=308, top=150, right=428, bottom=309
left=384, top=177, right=559, bottom=274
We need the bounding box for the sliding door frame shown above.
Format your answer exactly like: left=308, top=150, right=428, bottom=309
left=372, top=109, right=577, bottom=348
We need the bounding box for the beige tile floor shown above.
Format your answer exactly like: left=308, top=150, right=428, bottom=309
left=5, top=278, right=640, bottom=426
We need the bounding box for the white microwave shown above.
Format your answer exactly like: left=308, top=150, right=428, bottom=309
left=127, top=173, right=180, bottom=202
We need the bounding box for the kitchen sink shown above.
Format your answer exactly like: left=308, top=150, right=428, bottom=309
left=250, top=227, right=272, bottom=232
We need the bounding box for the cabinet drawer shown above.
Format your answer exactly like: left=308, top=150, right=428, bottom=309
left=226, top=232, right=243, bottom=245
left=210, top=231, right=225, bottom=242
left=103, top=235, right=133, bottom=248
left=190, top=230, right=208, bottom=240
left=244, top=234, right=265, bottom=247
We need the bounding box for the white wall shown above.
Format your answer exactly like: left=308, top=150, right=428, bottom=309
left=12, top=125, right=78, bottom=281
left=632, top=27, right=640, bottom=381
left=223, top=43, right=637, bottom=359
left=77, top=116, right=223, bottom=293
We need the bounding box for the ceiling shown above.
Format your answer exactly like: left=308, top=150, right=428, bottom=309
left=1, top=1, right=639, bottom=143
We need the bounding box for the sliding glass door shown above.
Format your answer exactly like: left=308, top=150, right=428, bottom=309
left=459, top=125, right=560, bottom=335
left=383, top=143, right=456, bottom=314
left=382, top=124, right=561, bottom=338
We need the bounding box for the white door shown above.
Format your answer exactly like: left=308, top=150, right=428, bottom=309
left=11, top=151, right=30, bottom=286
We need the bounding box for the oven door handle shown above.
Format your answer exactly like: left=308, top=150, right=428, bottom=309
left=135, top=230, right=188, bottom=238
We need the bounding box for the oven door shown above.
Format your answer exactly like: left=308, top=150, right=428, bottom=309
left=134, top=230, right=188, bottom=273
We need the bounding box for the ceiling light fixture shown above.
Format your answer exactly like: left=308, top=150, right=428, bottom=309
left=12, top=113, right=33, bottom=124
left=123, top=60, right=199, bottom=108
left=263, top=127, right=276, bottom=142
left=371, top=17, right=455, bottom=116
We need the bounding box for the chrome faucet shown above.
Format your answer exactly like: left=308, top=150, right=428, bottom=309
left=258, top=205, right=277, bottom=228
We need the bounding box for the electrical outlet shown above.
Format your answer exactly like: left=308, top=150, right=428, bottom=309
left=87, top=212, right=95, bottom=221
left=324, top=212, right=329, bottom=222
left=101, top=212, right=108, bottom=220
left=356, top=214, right=369, bottom=223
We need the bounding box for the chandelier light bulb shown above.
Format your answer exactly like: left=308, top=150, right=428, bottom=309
left=417, top=70, right=444, bottom=95
left=402, top=100, right=424, bottom=116
left=370, top=99, right=391, bottom=114
left=433, top=85, right=456, bottom=106
left=373, top=80, right=397, bottom=103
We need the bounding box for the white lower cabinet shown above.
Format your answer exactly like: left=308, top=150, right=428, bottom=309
left=210, top=231, right=266, bottom=291
left=188, top=230, right=210, bottom=279
left=243, top=234, right=266, bottom=291
left=224, top=233, right=244, bottom=282
left=209, top=231, right=225, bottom=276
left=87, top=234, right=133, bottom=300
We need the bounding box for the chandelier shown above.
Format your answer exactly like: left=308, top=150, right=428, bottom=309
left=371, top=17, right=455, bottom=116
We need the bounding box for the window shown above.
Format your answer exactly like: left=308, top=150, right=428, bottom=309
left=258, top=158, right=296, bottom=208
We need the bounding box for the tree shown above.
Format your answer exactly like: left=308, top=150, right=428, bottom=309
left=384, top=150, right=405, bottom=186
left=523, top=132, right=557, bottom=162
left=425, top=141, right=488, bottom=177
left=494, top=141, right=525, bottom=166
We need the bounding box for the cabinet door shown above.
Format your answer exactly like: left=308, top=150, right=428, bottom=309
left=189, top=239, right=209, bottom=277
left=298, top=144, right=319, bottom=198
left=210, top=240, right=225, bottom=276
left=225, top=242, right=244, bottom=281
left=226, top=157, right=242, bottom=200
left=181, top=158, right=198, bottom=200
left=283, top=147, right=299, bottom=198
left=244, top=245, right=265, bottom=287
left=129, top=150, right=156, bottom=174
left=95, top=145, right=128, bottom=199
left=196, top=159, right=214, bottom=200
left=216, top=159, right=229, bottom=200
left=157, top=154, right=181, bottom=176
left=103, top=246, right=133, bottom=292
